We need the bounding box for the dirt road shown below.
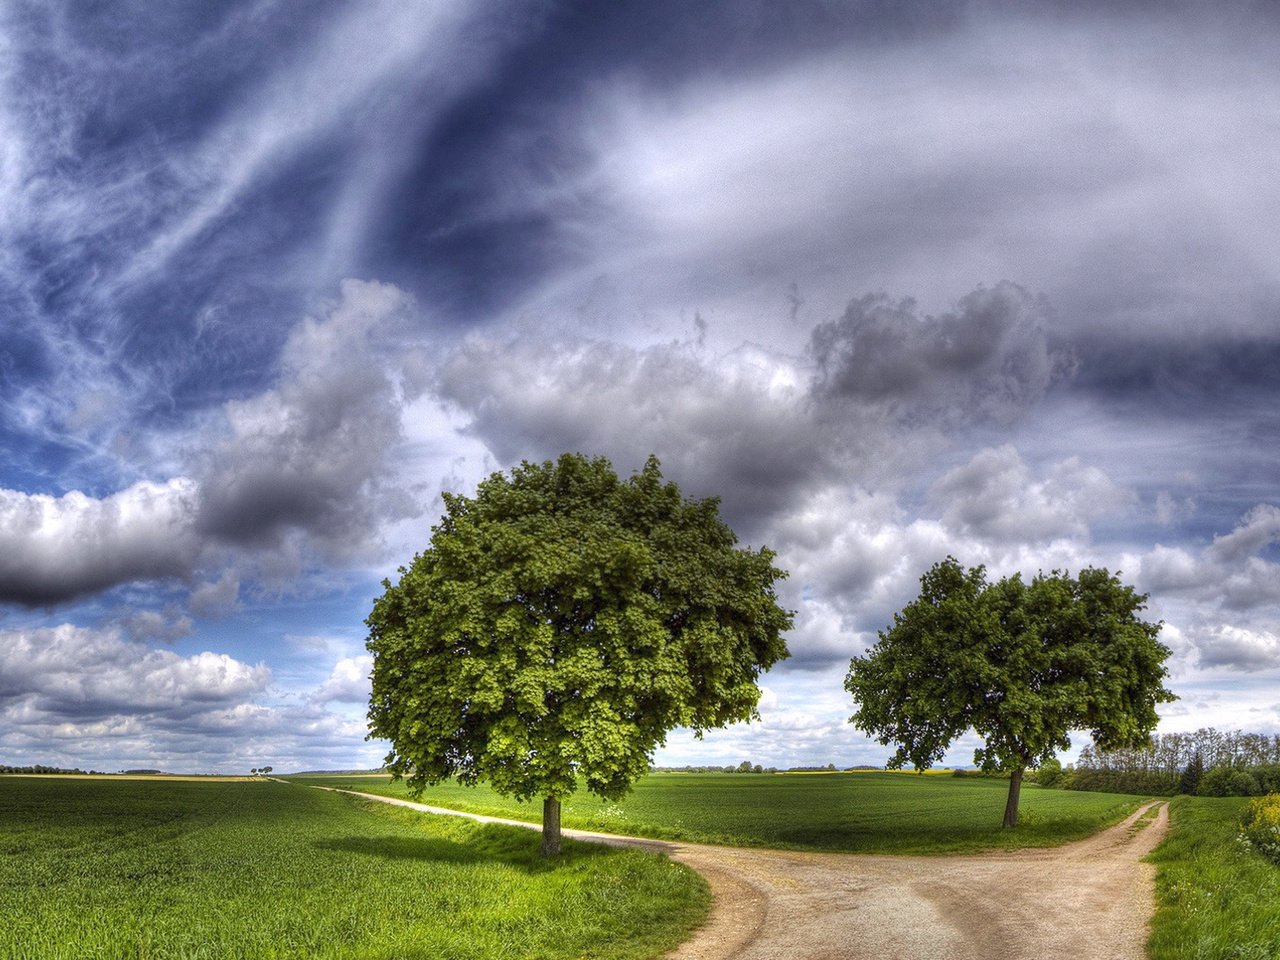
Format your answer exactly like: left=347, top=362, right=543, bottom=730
left=321, top=788, right=1168, bottom=960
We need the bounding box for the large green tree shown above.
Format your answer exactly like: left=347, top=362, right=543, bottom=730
left=367, top=453, right=792, bottom=854
left=845, top=558, right=1175, bottom=828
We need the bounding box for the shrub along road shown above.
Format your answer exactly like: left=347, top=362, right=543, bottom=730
left=321, top=786, right=1168, bottom=960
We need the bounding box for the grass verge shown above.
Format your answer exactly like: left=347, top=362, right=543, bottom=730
left=0, top=776, right=708, bottom=960
left=292, top=770, right=1142, bottom=855
left=1147, top=795, right=1280, bottom=960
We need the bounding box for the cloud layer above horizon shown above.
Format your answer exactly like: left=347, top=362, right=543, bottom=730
left=2, top=0, right=1279, bottom=773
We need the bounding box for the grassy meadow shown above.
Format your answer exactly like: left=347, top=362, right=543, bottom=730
left=294, top=770, right=1143, bottom=855
left=0, top=776, right=708, bottom=960
left=1147, top=795, right=1280, bottom=960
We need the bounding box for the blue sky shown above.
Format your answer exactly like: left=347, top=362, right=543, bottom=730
left=2, top=0, right=1279, bottom=773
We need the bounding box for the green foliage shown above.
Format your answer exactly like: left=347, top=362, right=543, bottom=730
left=1199, top=766, right=1264, bottom=798
left=0, top=776, right=708, bottom=960
left=1033, top=758, right=1064, bottom=788
left=1239, top=794, right=1280, bottom=865
left=1149, top=796, right=1280, bottom=959
left=367, top=454, right=792, bottom=808
left=1061, top=759, right=1280, bottom=799
left=1064, top=767, right=1178, bottom=796
left=845, top=558, right=1174, bottom=802
left=297, top=770, right=1142, bottom=856
left=0, top=764, right=101, bottom=775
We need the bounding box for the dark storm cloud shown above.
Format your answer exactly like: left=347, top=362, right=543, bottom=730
left=809, top=283, right=1074, bottom=425
left=1070, top=334, right=1280, bottom=411
left=194, top=281, right=421, bottom=554
left=0, top=281, right=423, bottom=606
left=436, top=281, right=1078, bottom=540
left=436, top=337, right=829, bottom=532
left=0, top=480, right=200, bottom=607
left=1041, top=329, right=1280, bottom=536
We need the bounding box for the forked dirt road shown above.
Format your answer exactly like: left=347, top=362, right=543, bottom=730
left=321, top=788, right=1168, bottom=960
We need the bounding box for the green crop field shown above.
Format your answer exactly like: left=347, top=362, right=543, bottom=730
left=0, top=776, right=707, bottom=960
left=294, top=770, right=1142, bottom=855
left=1148, top=795, right=1280, bottom=959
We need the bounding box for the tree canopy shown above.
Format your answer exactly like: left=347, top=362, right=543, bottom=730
left=845, top=557, right=1175, bottom=827
left=366, top=453, right=792, bottom=853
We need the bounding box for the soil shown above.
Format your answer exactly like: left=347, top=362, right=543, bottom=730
left=324, top=788, right=1169, bottom=960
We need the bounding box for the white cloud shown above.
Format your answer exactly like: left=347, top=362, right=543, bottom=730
left=0, top=622, right=390, bottom=773
left=1195, top=625, right=1280, bottom=672
left=0, top=624, right=269, bottom=717
left=928, top=446, right=1131, bottom=543
left=0, top=479, right=200, bottom=605
left=312, top=655, right=373, bottom=704
left=188, top=571, right=241, bottom=619
left=1131, top=505, right=1280, bottom=612
left=489, top=19, right=1280, bottom=352
left=1209, top=504, right=1280, bottom=565
left=116, top=608, right=195, bottom=645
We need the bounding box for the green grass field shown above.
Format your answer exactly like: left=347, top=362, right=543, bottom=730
left=1147, top=795, right=1280, bottom=960
left=0, top=776, right=708, bottom=960
left=293, top=770, right=1142, bottom=855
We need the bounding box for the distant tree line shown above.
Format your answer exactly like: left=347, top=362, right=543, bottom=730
left=1039, top=728, right=1280, bottom=797
left=0, top=764, right=104, bottom=775
left=652, top=761, right=778, bottom=774
left=651, top=762, right=855, bottom=774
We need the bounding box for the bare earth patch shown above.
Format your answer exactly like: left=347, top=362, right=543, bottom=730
left=323, top=789, right=1167, bottom=960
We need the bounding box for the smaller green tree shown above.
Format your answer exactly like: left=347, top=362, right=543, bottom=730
left=367, top=454, right=792, bottom=854
left=846, top=558, right=1175, bottom=828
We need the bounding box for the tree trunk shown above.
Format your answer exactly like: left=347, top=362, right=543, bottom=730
left=1002, top=767, right=1024, bottom=829
left=540, top=797, right=562, bottom=857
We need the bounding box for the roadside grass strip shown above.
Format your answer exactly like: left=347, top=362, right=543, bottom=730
left=293, top=771, right=1141, bottom=855
left=1148, top=796, right=1280, bottom=960
left=0, top=776, right=708, bottom=960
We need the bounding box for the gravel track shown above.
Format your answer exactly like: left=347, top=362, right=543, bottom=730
left=318, top=787, right=1167, bottom=960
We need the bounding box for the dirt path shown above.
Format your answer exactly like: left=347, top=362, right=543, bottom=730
left=319, top=788, right=1168, bottom=960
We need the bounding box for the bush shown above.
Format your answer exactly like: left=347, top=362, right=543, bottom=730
left=1240, top=794, right=1280, bottom=864
left=1230, top=771, right=1263, bottom=797
left=1252, top=764, right=1280, bottom=794
left=1200, top=767, right=1263, bottom=797
left=1198, top=767, right=1233, bottom=797
left=1065, top=767, right=1178, bottom=796
left=1033, top=758, right=1064, bottom=788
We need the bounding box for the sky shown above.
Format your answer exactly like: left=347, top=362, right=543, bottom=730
left=2, top=0, right=1279, bottom=775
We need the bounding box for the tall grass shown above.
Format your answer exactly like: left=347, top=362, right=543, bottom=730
left=1148, top=796, right=1280, bottom=959
left=0, top=776, right=708, bottom=960
left=295, top=770, right=1142, bottom=855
